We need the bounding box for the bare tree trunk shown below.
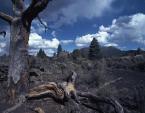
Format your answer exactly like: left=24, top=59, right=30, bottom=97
left=0, top=0, right=52, bottom=103
left=7, top=18, right=30, bottom=101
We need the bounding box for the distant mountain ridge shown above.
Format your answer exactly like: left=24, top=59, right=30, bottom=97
left=78, top=46, right=145, bottom=58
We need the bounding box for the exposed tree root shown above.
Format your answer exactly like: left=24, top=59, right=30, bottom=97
left=78, top=92, right=124, bottom=113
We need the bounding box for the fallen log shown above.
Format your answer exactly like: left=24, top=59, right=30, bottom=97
left=26, top=71, right=79, bottom=103
left=26, top=82, right=65, bottom=101
left=78, top=92, right=124, bottom=113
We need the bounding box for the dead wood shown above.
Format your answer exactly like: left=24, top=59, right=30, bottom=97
left=78, top=92, right=124, bottom=113
left=37, top=15, right=49, bottom=32
left=0, top=1, right=53, bottom=102
left=30, top=107, right=45, bottom=113
left=26, top=71, right=125, bottom=113
left=0, top=12, right=13, bottom=24
left=26, top=82, right=65, bottom=101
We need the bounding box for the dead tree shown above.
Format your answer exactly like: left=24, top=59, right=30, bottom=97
left=0, top=0, right=52, bottom=102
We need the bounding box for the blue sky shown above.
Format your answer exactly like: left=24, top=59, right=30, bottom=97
left=0, top=0, right=145, bottom=56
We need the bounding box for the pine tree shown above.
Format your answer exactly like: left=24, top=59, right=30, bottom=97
left=88, top=38, right=100, bottom=60
left=57, top=44, right=62, bottom=55
left=37, top=48, right=47, bottom=58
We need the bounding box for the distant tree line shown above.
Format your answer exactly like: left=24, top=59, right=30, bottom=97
left=36, top=44, right=64, bottom=58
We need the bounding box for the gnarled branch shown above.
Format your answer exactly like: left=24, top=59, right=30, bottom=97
left=26, top=71, right=78, bottom=103
left=26, top=82, right=65, bottom=101
left=22, top=0, right=52, bottom=24
left=0, top=12, right=13, bottom=23
left=78, top=92, right=124, bottom=113
left=37, top=15, right=51, bottom=32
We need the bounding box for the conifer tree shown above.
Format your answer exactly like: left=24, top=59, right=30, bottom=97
left=88, top=38, right=100, bottom=60
left=37, top=48, right=47, bottom=58
left=57, top=44, right=63, bottom=55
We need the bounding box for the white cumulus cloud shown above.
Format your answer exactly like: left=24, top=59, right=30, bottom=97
left=75, top=31, right=109, bottom=47
left=29, top=33, right=60, bottom=56
left=29, top=33, right=60, bottom=49
left=29, top=33, right=74, bottom=56
left=61, top=40, right=73, bottom=45
left=75, top=13, right=145, bottom=49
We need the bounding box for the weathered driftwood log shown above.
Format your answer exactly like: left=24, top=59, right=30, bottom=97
left=26, top=71, right=79, bottom=103
left=26, top=82, right=65, bottom=101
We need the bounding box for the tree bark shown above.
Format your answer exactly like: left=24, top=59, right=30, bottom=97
left=8, top=17, right=30, bottom=100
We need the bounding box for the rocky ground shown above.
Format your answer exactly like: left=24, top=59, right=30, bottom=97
left=0, top=53, right=145, bottom=113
